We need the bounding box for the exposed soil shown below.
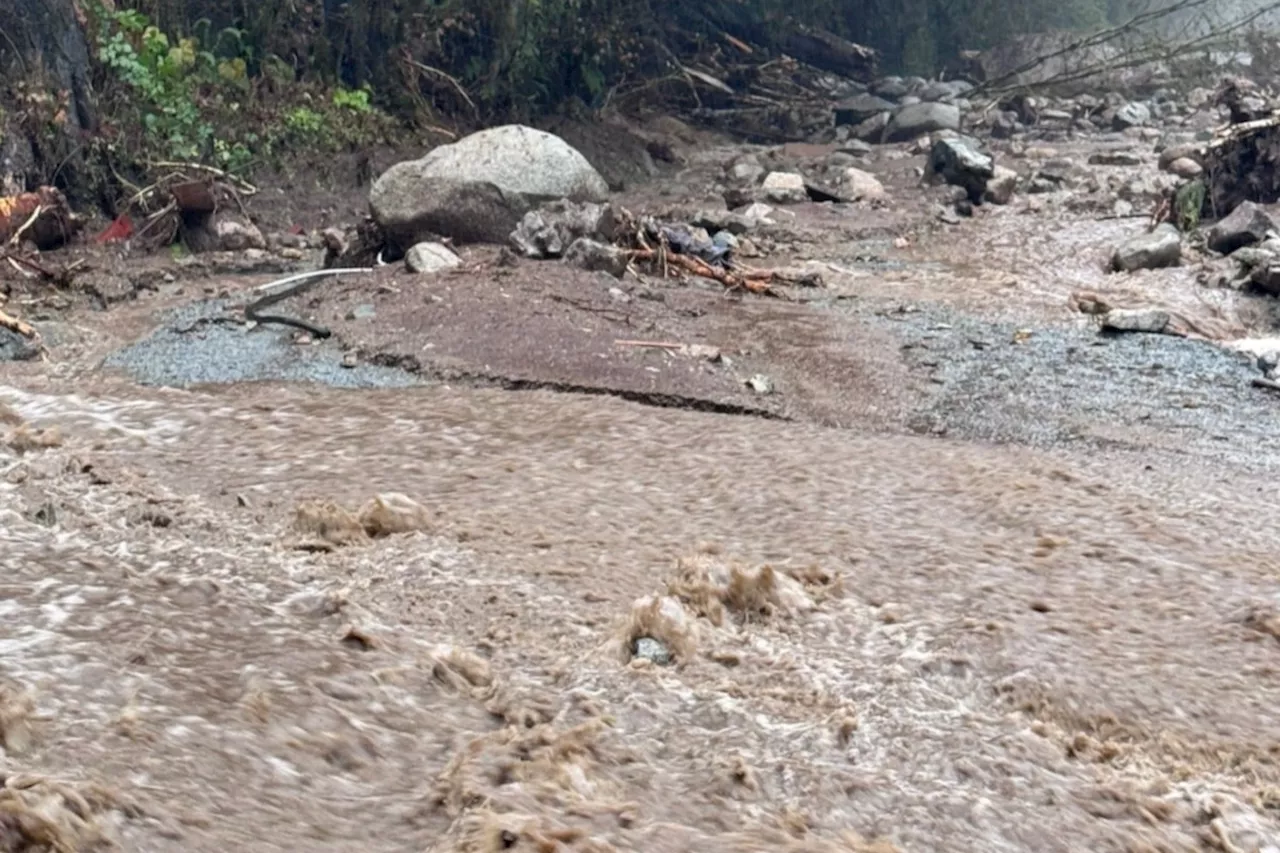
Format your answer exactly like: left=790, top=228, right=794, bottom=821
left=3, top=116, right=1280, bottom=853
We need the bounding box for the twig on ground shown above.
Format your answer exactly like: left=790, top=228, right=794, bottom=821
left=1252, top=377, right=1280, bottom=393
left=7, top=206, right=43, bottom=247
left=0, top=307, right=36, bottom=338
left=614, top=340, right=686, bottom=350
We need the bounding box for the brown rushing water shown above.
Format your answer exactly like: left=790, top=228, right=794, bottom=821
left=2, top=137, right=1280, bottom=853
left=2, top=375, right=1280, bottom=853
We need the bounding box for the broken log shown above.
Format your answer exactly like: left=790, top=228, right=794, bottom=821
left=0, top=187, right=81, bottom=250
left=776, top=25, right=878, bottom=82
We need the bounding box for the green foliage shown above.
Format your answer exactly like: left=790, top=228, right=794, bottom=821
left=95, top=0, right=1129, bottom=144
left=88, top=2, right=401, bottom=177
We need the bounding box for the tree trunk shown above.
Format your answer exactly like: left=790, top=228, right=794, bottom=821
left=0, top=0, right=96, bottom=131
left=0, top=0, right=97, bottom=198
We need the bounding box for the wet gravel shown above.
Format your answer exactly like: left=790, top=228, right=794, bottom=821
left=101, top=298, right=421, bottom=389
left=885, top=305, right=1277, bottom=468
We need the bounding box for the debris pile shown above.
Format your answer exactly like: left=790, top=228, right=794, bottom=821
left=98, top=163, right=262, bottom=254
left=617, top=29, right=877, bottom=144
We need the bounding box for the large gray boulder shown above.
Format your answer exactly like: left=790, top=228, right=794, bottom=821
left=370, top=125, right=609, bottom=246
left=1111, top=223, right=1182, bottom=272
left=883, top=102, right=961, bottom=142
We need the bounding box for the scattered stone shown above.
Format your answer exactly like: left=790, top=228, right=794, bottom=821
left=216, top=219, right=267, bottom=251
left=405, top=241, right=461, bottom=274
left=1207, top=201, right=1277, bottom=255
left=632, top=636, right=672, bottom=666
left=1111, top=223, right=1182, bottom=272
left=837, top=140, right=873, bottom=157
left=728, top=161, right=765, bottom=183
left=371, top=124, right=608, bottom=245
left=842, top=167, right=886, bottom=202
left=737, top=202, right=776, bottom=226
left=692, top=210, right=755, bottom=235
left=1087, top=151, right=1142, bottom=166
left=1158, top=142, right=1204, bottom=171
left=1072, top=290, right=1112, bottom=315
left=984, top=165, right=1019, bottom=205
left=1167, top=157, right=1203, bottom=179
left=761, top=172, right=809, bottom=204
left=990, top=112, right=1020, bottom=139
left=883, top=102, right=961, bottom=143
left=564, top=238, right=629, bottom=278
left=1112, top=102, right=1151, bottom=130
left=509, top=200, right=616, bottom=258
left=1101, top=307, right=1170, bottom=333
left=927, top=137, right=994, bottom=203
left=851, top=112, right=891, bottom=142
left=745, top=374, right=774, bottom=395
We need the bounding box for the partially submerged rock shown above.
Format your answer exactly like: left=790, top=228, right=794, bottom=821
left=1111, top=223, right=1181, bottom=272
left=1101, top=308, right=1170, bottom=333
left=1207, top=201, right=1276, bottom=256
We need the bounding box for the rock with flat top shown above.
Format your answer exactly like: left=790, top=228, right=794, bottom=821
left=1111, top=223, right=1181, bottom=272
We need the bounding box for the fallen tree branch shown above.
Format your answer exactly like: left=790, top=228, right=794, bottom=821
left=629, top=248, right=776, bottom=294
left=401, top=53, right=480, bottom=121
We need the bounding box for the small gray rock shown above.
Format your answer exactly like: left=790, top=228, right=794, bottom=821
left=1088, top=151, right=1142, bottom=167
left=564, top=237, right=628, bottom=278
left=1112, top=102, right=1151, bottom=130
left=1111, top=223, right=1182, bottom=272
left=405, top=241, right=462, bottom=274
left=984, top=166, right=1018, bottom=205
left=745, top=374, right=775, bottom=395
left=632, top=636, right=672, bottom=665
left=1102, top=308, right=1170, bottom=333
left=761, top=172, right=808, bottom=204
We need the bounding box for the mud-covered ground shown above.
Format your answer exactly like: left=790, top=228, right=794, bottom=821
left=2, top=118, right=1280, bottom=853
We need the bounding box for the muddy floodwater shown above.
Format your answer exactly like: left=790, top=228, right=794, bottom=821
left=2, top=137, right=1280, bottom=853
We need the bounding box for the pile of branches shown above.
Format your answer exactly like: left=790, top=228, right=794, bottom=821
left=614, top=210, right=821, bottom=296
left=105, top=163, right=259, bottom=252
left=612, top=27, right=875, bottom=143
